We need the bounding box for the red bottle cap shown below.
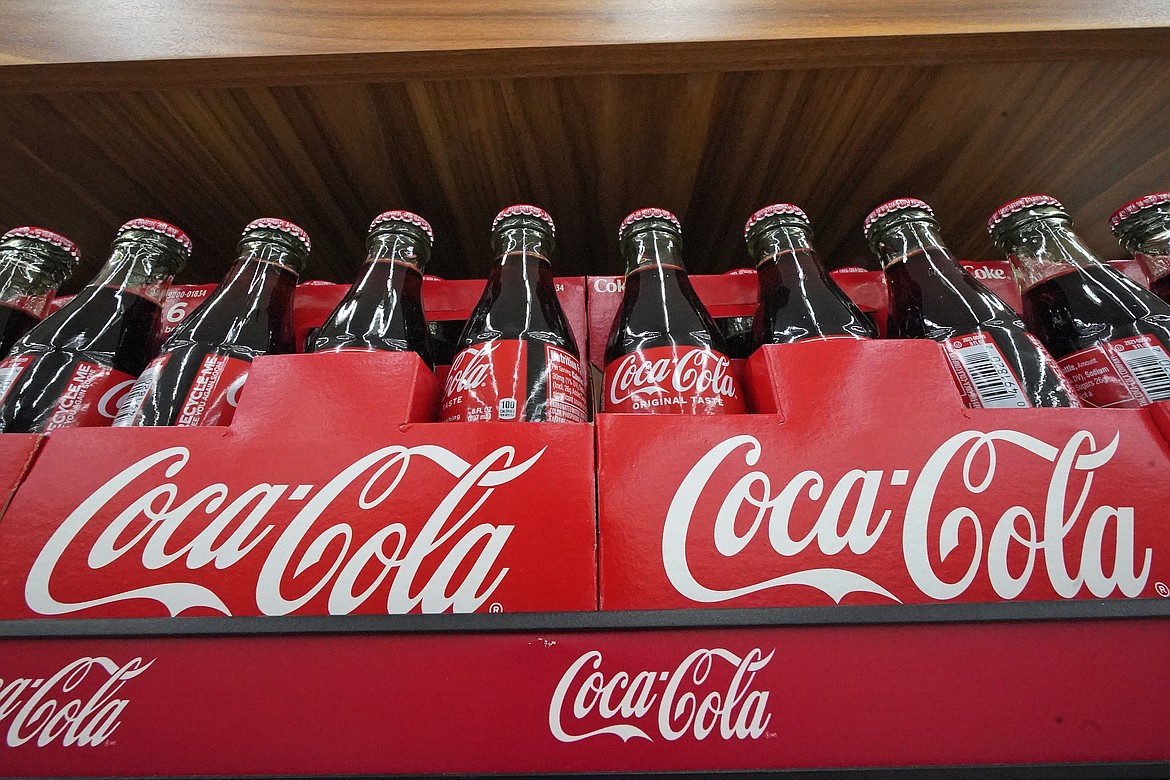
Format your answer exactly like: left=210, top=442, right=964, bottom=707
left=1110, top=192, right=1170, bottom=231
left=118, top=218, right=193, bottom=255
left=619, top=208, right=681, bottom=240
left=744, top=203, right=809, bottom=238
left=1, top=226, right=80, bottom=263
left=986, top=195, right=1064, bottom=233
left=493, top=204, right=555, bottom=235
left=369, top=210, right=433, bottom=243
left=244, top=218, right=311, bottom=253
left=863, top=198, right=933, bottom=238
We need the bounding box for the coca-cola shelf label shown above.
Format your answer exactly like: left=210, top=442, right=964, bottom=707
left=0, top=353, right=597, bottom=618
left=442, top=340, right=587, bottom=423
left=1, top=618, right=1167, bottom=776
left=1057, top=335, right=1170, bottom=408
left=604, top=346, right=745, bottom=414
left=598, top=340, right=1170, bottom=609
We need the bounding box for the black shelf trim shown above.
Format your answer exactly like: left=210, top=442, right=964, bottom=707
left=2, top=598, right=1168, bottom=639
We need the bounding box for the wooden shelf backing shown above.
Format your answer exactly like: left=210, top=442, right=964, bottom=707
left=0, top=56, right=1167, bottom=290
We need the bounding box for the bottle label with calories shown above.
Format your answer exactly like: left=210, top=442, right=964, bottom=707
left=441, top=340, right=587, bottom=423
left=941, top=331, right=1031, bottom=409
left=603, top=345, right=746, bottom=414
left=1057, top=334, right=1170, bottom=408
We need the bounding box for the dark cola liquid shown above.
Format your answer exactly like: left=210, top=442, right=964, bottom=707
left=456, top=254, right=580, bottom=422
left=753, top=248, right=876, bottom=347
left=719, top=317, right=754, bottom=359
left=427, top=319, right=463, bottom=366
left=605, top=264, right=727, bottom=364
left=887, top=247, right=1079, bottom=408
left=128, top=261, right=297, bottom=426
left=0, top=303, right=41, bottom=358
left=0, top=286, right=161, bottom=432
left=1021, top=263, right=1170, bottom=358
left=309, top=260, right=432, bottom=366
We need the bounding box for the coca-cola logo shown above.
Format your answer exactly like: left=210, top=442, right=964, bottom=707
left=25, top=444, right=545, bottom=616
left=592, top=278, right=625, bottom=294
left=444, top=343, right=498, bottom=396
left=664, top=431, right=1151, bottom=603
left=99, top=379, right=137, bottom=420
left=0, top=656, right=152, bottom=747
left=607, top=349, right=738, bottom=408
left=961, top=263, right=1010, bottom=281
left=549, top=648, right=772, bottom=743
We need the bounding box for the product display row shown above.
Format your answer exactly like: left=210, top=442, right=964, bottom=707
left=0, top=194, right=1168, bottom=431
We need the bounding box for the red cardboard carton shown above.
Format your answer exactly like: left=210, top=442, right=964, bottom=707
left=0, top=351, right=597, bottom=618
left=597, top=339, right=1170, bottom=610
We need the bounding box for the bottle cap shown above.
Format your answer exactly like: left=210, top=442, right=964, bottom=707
left=986, top=195, right=1064, bottom=234
left=619, top=208, right=681, bottom=241
left=493, top=204, right=555, bottom=235
left=1110, top=192, right=1170, bottom=233
left=369, top=210, right=433, bottom=243
left=1, top=226, right=81, bottom=264
left=863, top=198, right=933, bottom=240
left=243, top=218, right=311, bottom=254
left=117, top=218, right=193, bottom=257
left=744, top=204, right=809, bottom=239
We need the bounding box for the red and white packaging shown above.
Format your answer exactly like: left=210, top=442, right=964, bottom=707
left=0, top=613, right=1166, bottom=776
left=0, top=351, right=596, bottom=618
left=597, top=338, right=1170, bottom=610
left=587, top=270, right=888, bottom=372
left=0, top=432, right=42, bottom=525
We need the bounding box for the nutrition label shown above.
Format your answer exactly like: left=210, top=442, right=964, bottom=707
left=1058, top=334, right=1170, bottom=408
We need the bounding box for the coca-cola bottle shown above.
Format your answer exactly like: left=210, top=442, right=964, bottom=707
left=865, top=198, right=1079, bottom=409
left=0, top=227, right=81, bottom=358
left=989, top=194, right=1170, bottom=408
left=0, top=218, right=190, bottom=432
left=115, top=218, right=308, bottom=427
left=1111, top=192, right=1170, bottom=303
left=441, top=205, right=587, bottom=423
left=603, top=208, right=745, bottom=414
left=718, top=268, right=756, bottom=359
left=308, top=210, right=432, bottom=366
left=746, top=203, right=876, bottom=348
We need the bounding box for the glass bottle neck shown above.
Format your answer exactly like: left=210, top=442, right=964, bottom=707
left=90, top=242, right=182, bottom=304
left=750, top=226, right=818, bottom=273
left=0, top=248, right=65, bottom=314
left=1000, top=217, right=1105, bottom=291
left=493, top=227, right=552, bottom=266
left=874, top=221, right=953, bottom=269
left=237, top=238, right=303, bottom=274
left=368, top=231, right=428, bottom=270
left=622, top=229, right=684, bottom=275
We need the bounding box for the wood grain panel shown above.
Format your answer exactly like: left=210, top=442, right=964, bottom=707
left=0, top=59, right=1166, bottom=291
left=2, top=1, right=1170, bottom=67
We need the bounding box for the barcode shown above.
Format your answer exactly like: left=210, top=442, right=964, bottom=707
left=954, top=341, right=1030, bottom=408
left=1116, top=344, right=1170, bottom=403
left=0, top=361, right=26, bottom=403
left=112, top=375, right=153, bottom=426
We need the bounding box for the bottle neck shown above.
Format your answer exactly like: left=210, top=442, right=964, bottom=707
left=492, top=227, right=552, bottom=280
left=90, top=241, right=182, bottom=304
left=1000, top=217, right=1105, bottom=291
left=874, top=221, right=954, bottom=270
left=368, top=231, right=428, bottom=272
left=622, top=228, right=684, bottom=275
left=750, top=225, right=818, bottom=274
left=0, top=247, right=65, bottom=315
